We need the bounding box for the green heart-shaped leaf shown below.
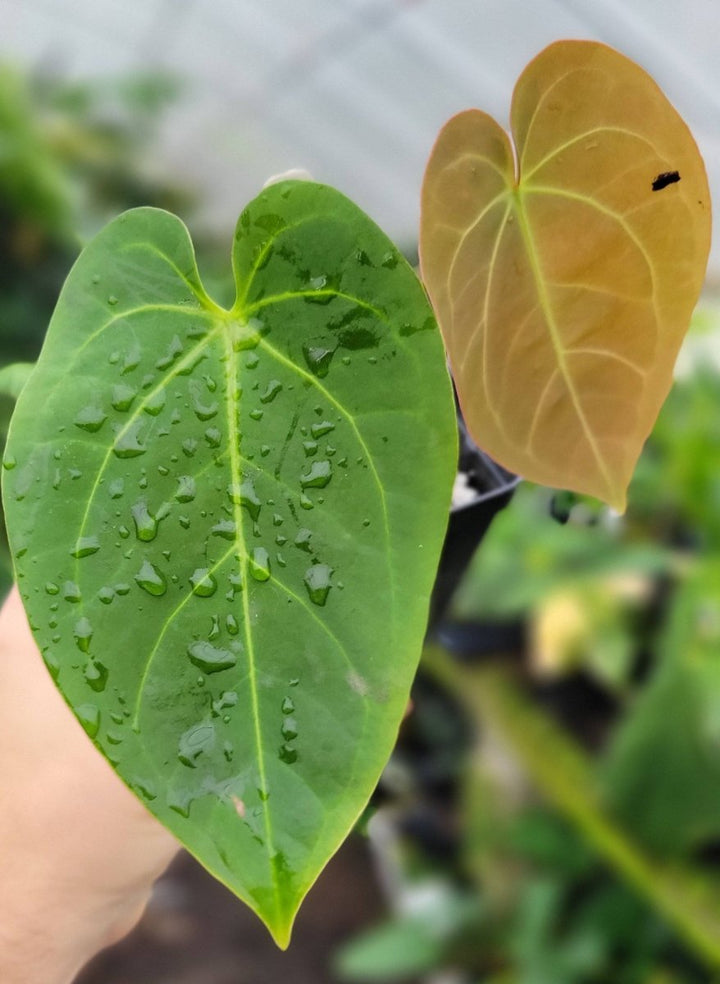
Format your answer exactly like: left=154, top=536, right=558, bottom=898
left=3, top=182, right=457, bottom=944
left=420, top=41, right=711, bottom=511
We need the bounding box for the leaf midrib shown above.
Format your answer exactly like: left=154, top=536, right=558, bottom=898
left=221, top=322, right=282, bottom=926
left=512, top=186, right=615, bottom=499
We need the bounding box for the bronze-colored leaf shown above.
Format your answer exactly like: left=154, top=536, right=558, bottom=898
left=420, top=41, right=711, bottom=511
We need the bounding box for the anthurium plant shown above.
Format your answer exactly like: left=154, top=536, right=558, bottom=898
left=1, top=41, right=710, bottom=945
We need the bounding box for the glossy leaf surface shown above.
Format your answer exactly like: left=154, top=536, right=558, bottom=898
left=3, top=182, right=457, bottom=944
left=420, top=41, right=711, bottom=510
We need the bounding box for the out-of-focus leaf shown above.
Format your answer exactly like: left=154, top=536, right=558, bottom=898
left=453, top=484, right=670, bottom=622
left=509, top=878, right=605, bottom=984
left=425, top=647, right=720, bottom=971
left=420, top=41, right=711, bottom=511
left=0, top=65, right=72, bottom=231
left=602, top=559, right=720, bottom=854
left=336, top=917, right=445, bottom=981
left=0, top=362, right=35, bottom=401
left=631, top=367, right=720, bottom=546
left=3, top=182, right=457, bottom=945
left=335, top=886, right=481, bottom=982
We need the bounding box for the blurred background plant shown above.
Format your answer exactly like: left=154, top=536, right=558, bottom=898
left=3, top=2, right=720, bottom=980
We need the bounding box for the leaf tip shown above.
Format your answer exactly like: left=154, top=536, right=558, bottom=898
left=599, top=477, right=627, bottom=516
left=264, top=912, right=295, bottom=951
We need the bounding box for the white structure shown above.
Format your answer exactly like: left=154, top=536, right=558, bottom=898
left=3, top=0, right=719, bottom=273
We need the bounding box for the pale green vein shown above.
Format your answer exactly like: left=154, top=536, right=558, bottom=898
left=73, top=303, right=211, bottom=360
left=130, top=537, right=240, bottom=732
left=514, top=188, right=615, bottom=498
left=128, top=537, right=353, bottom=733
left=243, top=288, right=419, bottom=367
left=265, top=574, right=356, bottom=674
left=449, top=149, right=511, bottom=183
left=246, top=290, right=384, bottom=321
left=257, top=336, right=389, bottom=525
left=518, top=66, right=578, bottom=173
left=222, top=326, right=280, bottom=927
left=123, top=241, right=225, bottom=317
left=258, top=334, right=397, bottom=657
left=234, top=216, right=317, bottom=311
left=444, top=189, right=510, bottom=296
left=547, top=279, right=650, bottom=305
left=459, top=203, right=512, bottom=438
left=73, top=323, right=224, bottom=585
left=567, top=346, right=646, bottom=378
left=524, top=185, right=658, bottom=318
left=259, top=337, right=391, bottom=531
left=522, top=125, right=662, bottom=183
left=525, top=367, right=560, bottom=456
left=235, top=455, right=358, bottom=546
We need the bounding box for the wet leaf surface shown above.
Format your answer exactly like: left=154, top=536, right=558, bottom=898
left=420, top=41, right=711, bottom=510
left=3, top=181, right=457, bottom=944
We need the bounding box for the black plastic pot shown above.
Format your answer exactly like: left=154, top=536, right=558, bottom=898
left=428, top=414, right=519, bottom=635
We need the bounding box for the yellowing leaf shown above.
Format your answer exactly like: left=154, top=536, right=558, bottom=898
left=420, top=41, right=711, bottom=511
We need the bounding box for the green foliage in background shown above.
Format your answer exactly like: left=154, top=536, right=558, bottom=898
left=0, top=60, right=187, bottom=593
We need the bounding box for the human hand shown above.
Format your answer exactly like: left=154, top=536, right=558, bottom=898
left=0, top=586, right=179, bottom=984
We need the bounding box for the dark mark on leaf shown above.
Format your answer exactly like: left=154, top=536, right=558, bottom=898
left=652, top=171, right=680, bottom=192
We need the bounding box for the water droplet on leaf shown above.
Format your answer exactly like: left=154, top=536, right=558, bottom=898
left=300, top=460, right=332, bottom=489
left=178, top=722, right=215, bottom=768
left=134, top=560, right=167, bottom=596
left=190, top=568, right=217, bottom=597
left=303, top=344, right=334, bottom=377
left=76, top=704, right=100, bottom=738
left=74, top=406, right=107, bottom=433
left=143, top=390, right=166, bottom=416
left=212, top=690, right=238, bottom=716
left=111, top=384, right=138, bottom=412
left=279, top=743, right=298, bottom=764
left=71, top=536, right=100, bottom=559
left=311, top=420, right=335, bottom=438
left=260, top=380, right=283, bottom=404
left=190, top=379, right=218, bottom=420
left=187, top=641, right=237, bottom=674
left=131, top=500, right=167, bottom=542
left=212, top=519, right=236, bottom=540
left=113, top=423, right=146, bottom=458
left=121, top=343, right=141, bottom=375
left=281, top=717, right=298, bottom=740
left=73, top=617, right=93, bottom=652
left=304, top=564, right=332, bottom=606
left=84, top=658, right=108, bottom=692
left=63, top=581, right=82, bottom=603
left=155, top=335, right=184, bottom=370
left=227, top=479, right=261, bottom=521
left=249, top=547, right=271, bottom=581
